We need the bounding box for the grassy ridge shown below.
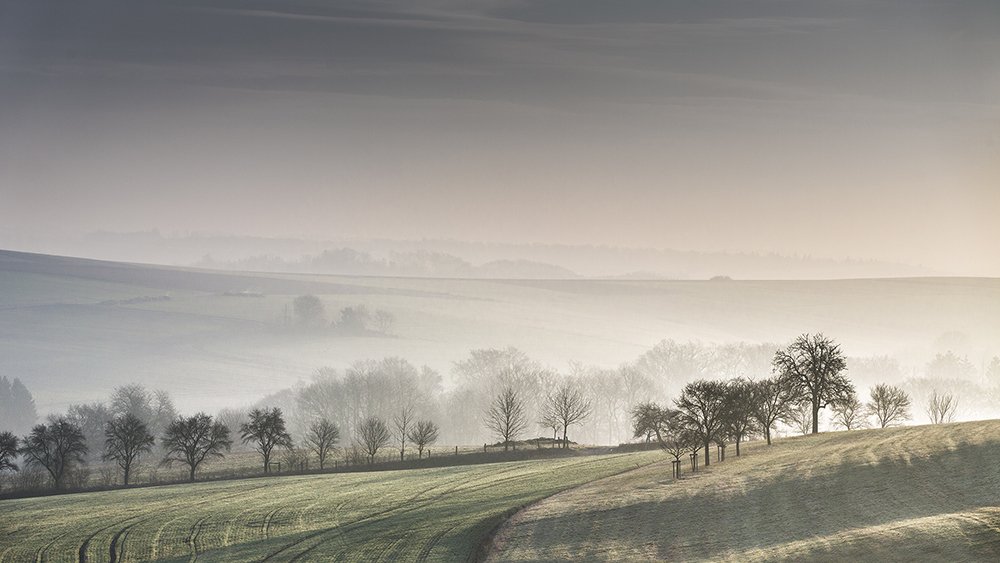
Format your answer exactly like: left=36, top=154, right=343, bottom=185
left=485, top=420, right=1000, bottom=562
left=0, top=450, right=661, bottom=563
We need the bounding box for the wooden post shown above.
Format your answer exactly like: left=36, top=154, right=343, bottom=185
left=455, top=446, right=458, bottom=456
left=690, top=453, right=698, bottom=472
left=671, top=459, right=681, bottom=478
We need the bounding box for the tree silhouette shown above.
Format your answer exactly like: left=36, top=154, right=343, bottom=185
left=162, top=413, right=232, bottom=481
left=407, top=420, right=439, bottom=458
left=773, top=333, right=853, bottom=434
left=0, top=431, right=18, bottom=472
left=541, top=384, right=591, bottom=448
left=305, top=418, right=340, bottom=470
left=356, top=416, right=391, bottom=464
left=104, top=413, right=155, bottom=485
left=19, top=417, right=87, bottom=489
left=675, top=380, right=728, bottom=466
left=486, top=387, right=528, bottom=452
left=867, top=384, right=912, bottom=428
left=241, top=408, right=293, bottom=473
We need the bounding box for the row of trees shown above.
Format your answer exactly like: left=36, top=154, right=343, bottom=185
left=0, top=403, right=443, bottom=490
left=629, top=334, right=929, bottom=468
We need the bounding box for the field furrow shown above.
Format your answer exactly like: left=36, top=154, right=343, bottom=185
left=1, top=452, right=660, bottom=563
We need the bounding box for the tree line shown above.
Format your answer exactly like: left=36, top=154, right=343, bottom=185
left=1, top=332, right=990, bottom=492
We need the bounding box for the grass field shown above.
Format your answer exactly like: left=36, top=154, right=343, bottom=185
left=0, top=450, right=661, bottom=563
left=485, top=420, right=1000, bottom=562
left=3, top=250, right=999, bottom=415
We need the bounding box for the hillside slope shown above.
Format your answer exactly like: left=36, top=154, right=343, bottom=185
left=486, top=420, right=1000, bottom=562
left=3, top=249, right=999, bottom=415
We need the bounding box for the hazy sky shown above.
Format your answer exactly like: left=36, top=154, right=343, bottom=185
left=1, top=0, right=998, bottom=274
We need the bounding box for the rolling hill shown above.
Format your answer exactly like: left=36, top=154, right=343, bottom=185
left=485, top=420, right=1000, bottom=562
left=2, top=249, right=998, bottom=415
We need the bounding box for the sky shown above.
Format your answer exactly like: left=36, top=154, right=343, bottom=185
left=1, top=0, right=998, bottom=275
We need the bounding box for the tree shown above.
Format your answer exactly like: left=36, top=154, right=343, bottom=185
left=867, top=384, right=912, bottom=428
left=161, top=413, right=232, bottom=481
left=19, top=417, right=88, bottom=489
left=109, top=384, right=176, bottom=440
left=373, top=309, right=395, bottom=334
left=0, top=431, right=18, bottom=472
left=630, top=402, right=673, bottom=443
left=772, top=333, right=854, bottom=434
left=408, top=420, right=439, bottom=458
left=722, top=378, right=757, bottom=456
left=830, top=390, right=865, bottom=431
left=356, top=416, right=391, bottom=464
left=293, top=294, right=325, bottom=326
left=541, top=384, right=592, bottom=448
left=485, top=387, right=528, bottom=452
left=926, top=391, right=958, bottom=424
left=104, top=413, right=155, bottom=486
left=751, top=376, right=801, bottom=445
left=241, top=408, right=294, bottom=474
left=305, top=418, right=340, bottom=470
left=0, top=376, right=38, bottom=435
left=392, top=406, right=415, bottom=461
left=675, top=380, right=728, bottom=466
left=338, top=305, right=370, bottom=333
left=67, top=402, right=113, bottom=463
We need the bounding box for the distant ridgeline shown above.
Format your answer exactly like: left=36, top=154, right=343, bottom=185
left=195, top=248, right=583, bottom=279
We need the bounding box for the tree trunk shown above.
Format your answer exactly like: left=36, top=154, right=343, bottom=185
left=189, top=465, right=196, bottom=482
left=562, top=426, right=568, bottom=449
left=812, top=398, right=820, bottom=434
left=703, top=438, right=711, bottom=466
left=735, top=437, right=741, bottom=456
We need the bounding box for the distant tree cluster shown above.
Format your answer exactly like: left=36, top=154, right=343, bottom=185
left=291, top=295, right=396, bottom=335
left=0, top=376, right=37, bottom=436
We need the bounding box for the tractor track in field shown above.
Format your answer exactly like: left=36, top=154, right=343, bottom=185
left=275, top=463, right=557, bottom=563
left=262, top=508, right=283, bottom=539
left=186, top=516, right=209, bottom=563
left=415, top=526, right=455, bottom=563
left=263, top=467, right=524, bottom=563
left=94, top=482, right=274, bottom=563
left=78, top=514, right=148, bottom=563
left=34, top=533, right=66, bottom=563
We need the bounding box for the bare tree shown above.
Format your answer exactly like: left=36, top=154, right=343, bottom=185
left=675, top=380, right=728, bottom=466
left=408, top=420, right=439, bottom=458
left=867, top=384, right=912, bottom=428
left=19, top=417, right=88, bottom=489
left=67, top=402, right=112, bottom=463
left=392, top=406, right=415, bottom=461
left=722, top=378, right=757, bottom=456
left=788, top=402, right=813, bottom=435
left=161, top=413, right=232, bottom=481
left=830, top=391, right=865, bottom=431
left=305, top=418, right=340, bottom=469
left=356, top=416, right=391, bottom=464
left=293, top=294, right=325, bottom=326
left=486, top=387, right=528, bottom=452
left=926, top=391, right=959, bottom=424
left=104, top=413, right=155, bottom=486
left=241, top=407, right=294, bottom=474
left=373, top=309, right=395, bottom=334
left=751, top=376, right=801, bottom=445
left=0, top=431, right=18, bottom=472
left=631, top=402, right=673, bottom=443
left=542, top=384, right=592, bottom=449
left=773, top=333, right=854, bottom=434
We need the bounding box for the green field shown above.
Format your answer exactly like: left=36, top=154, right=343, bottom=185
left=0, top=450, right=661, bottom=562
left=485, top=420, right=1000, bottom=562
left=3, top=250, right=999, bottom=415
